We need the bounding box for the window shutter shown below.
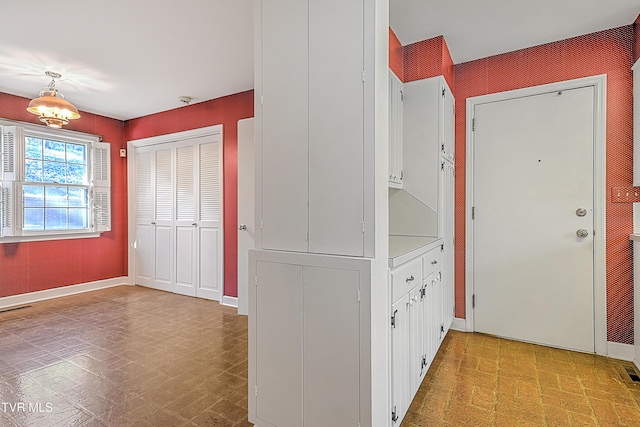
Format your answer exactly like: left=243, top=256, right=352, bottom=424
left=92, top=141, right=111, bottom=232
left=1, top=181, right=23, bottom=236
left=1, top=126, right=24, bottom=181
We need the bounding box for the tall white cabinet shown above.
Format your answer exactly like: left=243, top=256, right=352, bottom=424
left=250, top=0, right=388, bottom=426
left=130, top=129, right=223, bottom=301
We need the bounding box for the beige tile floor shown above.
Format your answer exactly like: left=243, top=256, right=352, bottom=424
left=0, top=285, right=250, bottom=427
left=403, top=330, right=640, bottom=426
left=2, top=285, right=640, bottom=426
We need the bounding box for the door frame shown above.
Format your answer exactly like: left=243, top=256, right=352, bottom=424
left=127, top=125, right=224, bottom=297
left=465, top=75, right=607, bottom=355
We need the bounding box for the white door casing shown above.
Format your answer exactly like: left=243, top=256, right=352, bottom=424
left=237, top=118, right=255, bottom=316
left=466, top=75, right=607, bottom=355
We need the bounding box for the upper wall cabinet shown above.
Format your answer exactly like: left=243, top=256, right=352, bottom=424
left=403, top=76, right=454, bottom=219
left=255, top=0, right=375, bottom=257
left=389, top=69, right=404, bottom=188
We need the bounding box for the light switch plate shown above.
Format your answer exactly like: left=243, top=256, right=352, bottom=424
left=119, top=148, right=127, bottom=158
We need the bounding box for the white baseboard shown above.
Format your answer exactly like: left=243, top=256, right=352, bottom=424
left=0, top=277, right=128, bottom=310
left=451, top=317, right=466, bottom=332
left=221, top=296, right=238, bottom=308
left=607, top=341, right=635, bottom=362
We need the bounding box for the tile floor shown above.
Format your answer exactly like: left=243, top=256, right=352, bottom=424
left=2, top=285, right=640, bottom=426
left=0, top=286, right=250, bottom=427
left=403, top=330, right=640, bottom=426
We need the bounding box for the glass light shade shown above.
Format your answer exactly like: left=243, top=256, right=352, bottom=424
left=26, top=89, right=81, bottom=128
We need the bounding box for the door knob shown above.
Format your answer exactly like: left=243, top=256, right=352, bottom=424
left=576, top=208, right=587, bottom=217
left=238, top=224, right=247, bottom=230
left=576, top=229, right=589, bottom=238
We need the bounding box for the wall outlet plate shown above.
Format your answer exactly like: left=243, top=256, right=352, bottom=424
left=119, top=148, right=127, bottom=158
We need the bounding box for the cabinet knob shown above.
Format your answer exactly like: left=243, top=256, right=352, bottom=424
left=238, top=224, right=247, bottom=230
left=431, top=260, right=438, bottom=265
left=406, top=275, right=414, bottom=283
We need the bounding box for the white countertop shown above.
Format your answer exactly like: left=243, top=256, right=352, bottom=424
left=389, top=235, right=442, bottom=268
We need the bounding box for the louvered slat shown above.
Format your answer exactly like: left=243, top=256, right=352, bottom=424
left=199, top=142, right=220, bottom=221
left=176, top=145, right=195, bottom=221
left=136, top=151, right=153, bottom=221
left=155, top=148, right=173, bottom=221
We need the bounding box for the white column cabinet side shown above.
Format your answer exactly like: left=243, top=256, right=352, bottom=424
left=249, top=251, right=372, bottom=427
left=633, top=60, right=640, bottom=186
left=389, top=69, right=404, bottom=187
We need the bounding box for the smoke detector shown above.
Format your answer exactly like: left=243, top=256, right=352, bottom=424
left=178, top=96, right=192, bottom=105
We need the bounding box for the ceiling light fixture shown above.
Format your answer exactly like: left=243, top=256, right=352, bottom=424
left=26, top=71, right=80, bottom=128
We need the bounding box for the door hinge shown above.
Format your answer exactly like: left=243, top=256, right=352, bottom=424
left=357, top=289, right=361, bottom=302
left=362, top=70, right=365, bottom=82
left=441, top=162, right=444, bottom=171
left=362, top=221, right=365, bottom=233
left=472, top=294, right=476, bottom=308
left=392, top=406, right=398, bottom=423
left=391, top=309, right=398, bottom=328
left=472, top=118, right=476, bottom=131
left=441, top=243, right=444, bottom=252
left=260, top=95, right=264, bottom=105
left=260, top=219, right=264, bottom=229
left=442, top=88, right=445, bottom=97
left=442, top=143, right=445, bottom=152
left=400, top=90, right=404, bottom=102
left=472, top=207, right=475, bottom=220
left=255, top=386, right=258, bottom=397
left=254, top=276, right=258, bottom=286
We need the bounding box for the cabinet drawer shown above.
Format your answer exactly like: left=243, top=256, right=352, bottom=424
left=391, top=257, right=421, bottom=303
left=422, top=247, right=442, bottom=279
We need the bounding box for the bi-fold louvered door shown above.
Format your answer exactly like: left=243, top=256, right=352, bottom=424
left=134, top=135, right=222, bottom=301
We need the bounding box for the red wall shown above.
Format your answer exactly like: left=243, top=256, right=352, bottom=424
left=389, top=28, right=404, bottom=81
left=403, top=35, right=454, bottom=89
left=0, top=93, right=127, bottom=297
left=124, top=90, right=254, bottom=298
left=453, top=26, right=635, bottom=343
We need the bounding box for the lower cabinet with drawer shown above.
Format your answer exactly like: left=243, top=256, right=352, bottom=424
left=390, top=244, right=452, bottom=426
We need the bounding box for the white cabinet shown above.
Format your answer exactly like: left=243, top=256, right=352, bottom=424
left=133, top=135, right=223, bottom=301
left=249, top=251, right=371, bottom=427
left=389, top=69, right=404, bottom=187
left=256, top=0, right=374, bottom=257
left=391, top=293, right=410, bottom=425
left=403, top=76, right=454, bottom=238
left=441, top=158, right=455, bottom=333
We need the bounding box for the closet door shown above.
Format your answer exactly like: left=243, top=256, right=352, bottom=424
left=174, top=140, right=198, bottom=297
left=153, top=144, right=174, bottom=292
left=134, top=146, right=155, bottom=288
left=197, top=138, right=223, bottom=300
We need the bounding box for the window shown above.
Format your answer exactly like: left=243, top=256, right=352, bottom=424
left=0, top=122, right=110, bottom=241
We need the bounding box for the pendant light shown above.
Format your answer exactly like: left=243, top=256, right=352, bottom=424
left=26, top=71, right=80, bottom=128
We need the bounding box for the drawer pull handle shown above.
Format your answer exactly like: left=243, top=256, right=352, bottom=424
left=406, top=275, right=414, bottom=283
left=431, top=260, right=438, bottom=265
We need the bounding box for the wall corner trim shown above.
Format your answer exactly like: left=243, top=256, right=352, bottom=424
left=0, top=277, right=128, bottom=310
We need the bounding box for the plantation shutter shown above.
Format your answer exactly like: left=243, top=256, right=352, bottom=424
left=92, top=141, right=111, bottom=232
left=1, top=126, right=24, bottom=182
left=1, top=181, right=23, bottom=236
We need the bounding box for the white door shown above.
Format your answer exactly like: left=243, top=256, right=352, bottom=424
left=152, top=143, right=174, bottom=292
left=134, top=146, right=154, bottom=288
left=237, top=118, right=254, bottom=315
left=473, top=85, right=595, bottom=352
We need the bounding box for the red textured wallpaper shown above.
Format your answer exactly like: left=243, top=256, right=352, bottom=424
left=0, top=93, right=127, bottom=297
left=403, top=35, right=454, bottom=90
left=124, top=90, right=254, bottom=298
left=389, top=28, right=404, bottom=81
left=453, top=26, right=635, bottom=344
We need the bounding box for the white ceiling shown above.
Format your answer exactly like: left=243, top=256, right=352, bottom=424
left=1, top=1, right=639, bottom=122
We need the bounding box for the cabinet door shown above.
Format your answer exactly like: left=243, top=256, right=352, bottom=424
left=308, top=0, right=365, bottom=257
left=403, top=78, right=441, bottom=212
left=409, top=284, right=426, bottom=395
left=255, top=261, right=303, bottom=427
left=389, top=69, right=404, bottom=187
left=391, top=294, right=410, bottom=425
left=303, top=267, right=360, bottom=427
left=259, top=0, right=309, bottom=252
left=441, top=159, right=455, bottom=332
left=441, top=81, right=455, bottom=162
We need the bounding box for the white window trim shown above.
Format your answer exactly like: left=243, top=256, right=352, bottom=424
left=0, top=118, right=110, bottom=243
